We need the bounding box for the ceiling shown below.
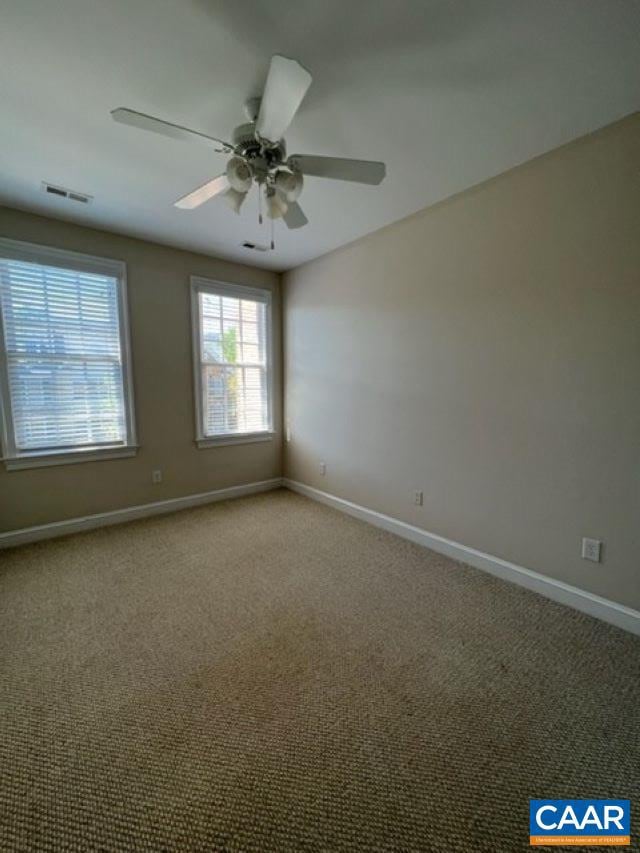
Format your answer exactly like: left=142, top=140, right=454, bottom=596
left=1, top=0, right=639, bottom=272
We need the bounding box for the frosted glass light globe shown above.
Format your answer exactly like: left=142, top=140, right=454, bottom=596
left=226, top=157, right=252, bottom=193
left=275, top=169, right=303, bottom=202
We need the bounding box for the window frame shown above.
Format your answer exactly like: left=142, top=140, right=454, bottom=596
left=190, top=276, right=274, bottom=448
left=0, top=237, right=138, bottom=470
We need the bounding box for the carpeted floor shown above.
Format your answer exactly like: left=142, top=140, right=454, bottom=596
left=1, top=489, right=639, bottom=851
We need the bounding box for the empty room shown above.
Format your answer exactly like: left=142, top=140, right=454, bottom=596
left=1, top=1, right=639, bottom=850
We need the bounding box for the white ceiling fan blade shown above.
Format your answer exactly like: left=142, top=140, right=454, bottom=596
left=175, top=175, right=229, bottom=209
left=112, top=108, right=231, bottom=150
left=256, top=55, right=312, bottom=142
left=289, top=155, right=386, bottom=185
left=282, top=201, right=308, bottom=229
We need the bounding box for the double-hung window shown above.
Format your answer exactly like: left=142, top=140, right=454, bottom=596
left=0, top=238, right=137, bottom=469
left=191, top=277, right=273, bottom=446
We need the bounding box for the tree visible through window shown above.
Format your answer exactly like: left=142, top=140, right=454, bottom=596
left=192, top=279, right=272, bottom=441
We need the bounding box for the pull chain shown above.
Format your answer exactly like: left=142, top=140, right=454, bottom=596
left=258, top=186, right=263, bottom=226
left=270, top=215, right=275, bottom=251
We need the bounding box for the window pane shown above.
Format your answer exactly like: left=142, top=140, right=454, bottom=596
left=2, top=262, right=121, bottom=358
left=203, top=365, right=268, bottom=435
left=197, top=287, right=269, bottom=437
left=7, top=357, right=126, bottom=450
left=200, top=292, right=223, bottom=361
left=0, top=256, right=128, bottom=453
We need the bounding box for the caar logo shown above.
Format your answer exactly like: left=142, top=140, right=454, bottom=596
left=530, top=799, right=630, bottom=846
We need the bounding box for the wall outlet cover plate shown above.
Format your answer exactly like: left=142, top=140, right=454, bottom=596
left=582, top=537, right=602, bottom=562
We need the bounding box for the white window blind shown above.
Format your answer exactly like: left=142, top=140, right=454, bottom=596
left=0, top=240, right=136, bottom=466
left=192, top=279, right=272, bottom=442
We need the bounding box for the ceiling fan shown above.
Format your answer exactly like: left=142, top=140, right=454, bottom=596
left=111, top=55, right=386, bottom=240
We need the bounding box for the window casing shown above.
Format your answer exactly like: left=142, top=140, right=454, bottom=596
left=191, top=277, right=273, bottom=447
left=0, top=238, right=137, bottom=470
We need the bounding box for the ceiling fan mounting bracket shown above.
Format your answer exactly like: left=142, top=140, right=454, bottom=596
left=243, top=96, right=261, bottom=122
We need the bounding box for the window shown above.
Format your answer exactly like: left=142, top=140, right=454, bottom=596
left=0, top=238, right=136, bottom=469
left=191, top=277, right=273, bottom=446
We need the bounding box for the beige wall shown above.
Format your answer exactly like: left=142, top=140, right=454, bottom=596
left=0, top=208, right=282, bottom=531
left=284, top=113, right=640, bottom=610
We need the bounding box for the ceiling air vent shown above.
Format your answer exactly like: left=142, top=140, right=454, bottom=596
left=42, top=182, right=93, bottom=205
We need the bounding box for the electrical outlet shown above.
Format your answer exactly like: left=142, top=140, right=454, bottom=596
left=152, top=469, right=162, bottom=484
left=414, top=490, right=423, bottom=506
left=319, top=461, right=326, bottom=476
left=582, top=537, right=602, bottom=563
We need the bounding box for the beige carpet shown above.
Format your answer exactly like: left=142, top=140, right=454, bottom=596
left=1, top=489, right=638, bottom=851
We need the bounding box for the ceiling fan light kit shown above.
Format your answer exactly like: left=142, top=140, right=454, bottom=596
left=226, top=157, right=252, bottom=193
left=275, top=168, right=303, bottom=202
left=111, top=54, right=386, bottom=246
left=221, top=187, right=248, bottom=214
left=265, top=187, right=288, bottom=220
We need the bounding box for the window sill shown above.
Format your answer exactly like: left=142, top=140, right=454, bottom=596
left=196, top=431, right=275, bottom=449
left=3, top=445, right=138, bottom=471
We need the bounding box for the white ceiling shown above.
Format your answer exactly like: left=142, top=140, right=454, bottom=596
left=1, top=0, right=639, bottom=272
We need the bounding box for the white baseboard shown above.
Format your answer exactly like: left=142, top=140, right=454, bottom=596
left=0, top=477, right=283, bottom=549
left=283, top=479, right=640, bottom=637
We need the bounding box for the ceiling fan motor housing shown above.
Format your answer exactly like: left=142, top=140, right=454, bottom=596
left=232, top=122, right=260, bottom=152
left=232, top=122, right=286, bottom=170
